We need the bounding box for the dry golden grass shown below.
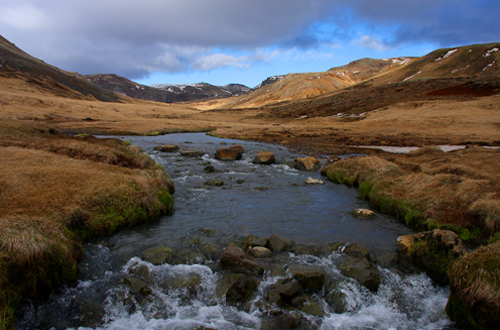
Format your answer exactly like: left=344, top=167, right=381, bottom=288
left=324, top=147, right=500, bottom=238
left=0, top=120, right=175, bottom=329
left=447, top=241, right=500, bottom=329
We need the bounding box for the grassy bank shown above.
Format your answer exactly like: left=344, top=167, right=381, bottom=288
left=322, top=146, right=500, bottom=327
left=323, top=146, right=500, bottom=240
left=0, top=120, right=175, bottom=329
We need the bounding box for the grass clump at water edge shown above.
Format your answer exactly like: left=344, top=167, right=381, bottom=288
left=0, top=121, right=175, bottom=329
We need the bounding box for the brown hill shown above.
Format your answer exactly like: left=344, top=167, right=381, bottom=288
left=0, top=35, right=124, bottom=103
left=193, top=43, right=500, bottom=111
left=198, top=57, right=411, bottom=109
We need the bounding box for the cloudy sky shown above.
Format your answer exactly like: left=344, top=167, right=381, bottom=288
left=1, top=0, right=498, bottom=87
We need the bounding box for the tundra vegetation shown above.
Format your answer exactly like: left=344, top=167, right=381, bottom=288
left=0, top=120, right=174, bottom=329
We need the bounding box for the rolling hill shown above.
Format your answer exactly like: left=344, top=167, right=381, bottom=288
left=195, top=43, right=500, bottom=111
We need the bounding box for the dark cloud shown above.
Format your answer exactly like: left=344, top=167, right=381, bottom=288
left=0, top=0, right=497, bottom=80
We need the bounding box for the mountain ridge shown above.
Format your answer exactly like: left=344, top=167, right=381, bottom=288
left=85, top=73, right=252, bottom=103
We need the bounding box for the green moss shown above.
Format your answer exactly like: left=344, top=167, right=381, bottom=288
left=428, top=220, right=481, bottom=242
left=325, top=168, right=357, bottom=186
left=359, top=182, right=374, bottom=199
left=407, top=240, right=452, bottom=284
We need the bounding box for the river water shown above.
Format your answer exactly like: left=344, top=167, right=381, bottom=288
left=17, top=133, right=456, bottom=330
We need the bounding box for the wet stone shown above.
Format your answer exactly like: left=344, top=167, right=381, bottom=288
left=289, top=265, right=326, bottom=291
left=250, top=246, right=273, bottom=258
left=200, top=244, right=221, bottom=259
left=341, top=243, right=372, bottom=262
left=245, top=234, right=268, bottom=248
left=220, top=273, right=259, bottom=305
left=279, top=281, right=303, bottom=301
left=266, top=234, right=292, bottom=252
left=339, top=257, right=381, bottom=292
left=180, top=149, right=206, bottom=157
left=153, top=144, right=179, bottom=152
left=142, top=245, right=175, bottom=265
left=352, top=208, right=375, bottom=218
left=253, top=151, right=276, bottom=165
left=204, top=179, right=224, bottom=186
left=203, top=165, right=215, bottom=173
left=123, top=276, right=150, bottom=295
left=215, top=145, right=244, bottom=161
left=261, top=313, right=302, bottom=330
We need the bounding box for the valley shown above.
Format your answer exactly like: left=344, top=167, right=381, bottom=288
left=1, top=34, right=500, bottom=329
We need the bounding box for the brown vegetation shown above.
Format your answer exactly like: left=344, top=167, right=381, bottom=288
left=323, top=146, right=500, bottom=240
left=0, top=120, right=174, bottom=328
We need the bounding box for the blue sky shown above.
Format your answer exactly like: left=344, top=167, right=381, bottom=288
left=1, top=0, right=498, bottom=88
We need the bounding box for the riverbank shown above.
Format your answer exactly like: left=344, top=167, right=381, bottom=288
left=317, top=144, right=500, bottom=329
left=0, top=120, right=175, bottom=329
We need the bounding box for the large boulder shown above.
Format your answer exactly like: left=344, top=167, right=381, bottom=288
left=220, top=246, right=264, bottom=275
left=397, top=229, right=467, bottom=285
left=295, top=157, right=321, bottom=171
left=289, top=265, right=326, bottom=291
left=153, top=144, right=179, bottom=152
left=338, top=258, right=381, bottom=292
left=253, top=151, right=276, bottom=165
left=215, top=145, right=244, bottom=161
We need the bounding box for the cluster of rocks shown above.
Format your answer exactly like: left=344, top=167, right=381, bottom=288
left=116, top=232, right=393, bottom=328
left=153, top=142, right=338, bottom=172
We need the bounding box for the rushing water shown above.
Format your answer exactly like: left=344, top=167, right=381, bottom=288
left=17, top=133, right=456, bottom=330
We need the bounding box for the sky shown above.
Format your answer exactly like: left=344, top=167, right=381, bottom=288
left=1, top=0, right=499, bottom=88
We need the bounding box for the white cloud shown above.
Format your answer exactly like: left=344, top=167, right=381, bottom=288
left=356, top=35, right=390, bottom=51
left=192, top=52, right=271, bottom=71
left=0, top=4, right=48, bottom=31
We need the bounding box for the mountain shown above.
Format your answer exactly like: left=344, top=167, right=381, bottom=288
left=203, top=57, right=414, bottom=109
left=199, top=42, right=500, bottom=111
left=256, top=43, right=500, bottom=119
left=151, top=82, right=251, bottom=102
left=0, top=35, right=124, bottom=103
left=86, top=73, right=251, bottom=103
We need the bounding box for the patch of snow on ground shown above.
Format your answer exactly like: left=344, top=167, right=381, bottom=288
left=391, top=58, right=410, bottom=65
left=403, top=70, right=422, bottom=82
left=435, top=49, right=458, bottom=61
left=483, top=61, right=495, bottom=71
left=483, top=48, right=499, bottom=57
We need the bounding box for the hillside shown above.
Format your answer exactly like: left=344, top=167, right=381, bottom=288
left=192, top=43, right=500, bottom=111
left=86, top=73, right=251, bottom=103
left=192, top=57, right=413, bottom=109
left=0, top=35, right=124, bottom=103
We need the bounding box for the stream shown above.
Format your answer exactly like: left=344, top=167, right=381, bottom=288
left=17, top=133, right=456, bottom=330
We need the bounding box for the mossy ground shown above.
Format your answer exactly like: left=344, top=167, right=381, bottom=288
left=0, top=121, right=174, bottom=329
